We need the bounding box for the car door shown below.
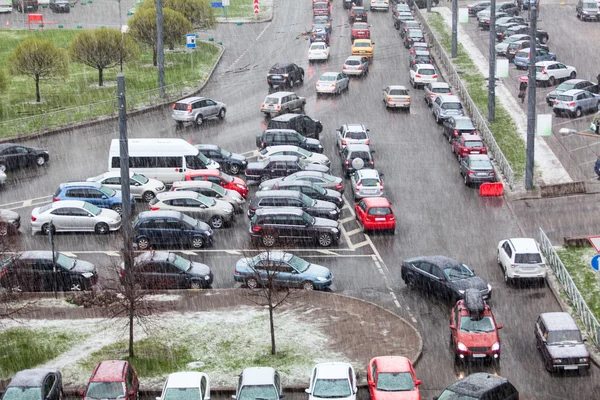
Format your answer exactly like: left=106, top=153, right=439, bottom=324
left=204, top=99, right=219, bottom=117
left=66, top=207, right=94, bottom=231
left=582, top=91, right=596, bottom=112
left=49, top=208, right=74, bottom=231
left=499, top=241, right=513, bottom=269
left=32, top=259, right=57, bottom=291
left=160, top=262, right=186, bottom=289
left=137, top=262, right=160, bottom=288
left=273, top=263, right=296, bottom=287
left=286, top=215, right=309, bottom=239
left=7, top=260, right=36, bottom=291
left=428, top=263, right=450, bottom=297
left=165, top=218, right=190, bottom=247
left=183, top=197, right=210, bottom=221
left=150, top=218, right=173, bottom=246
left=101, top=176, right=121, bottom=193
left=412, top=261, right=431, bottom=288
left=552, top=63, right=566, bottom=79
left=86, top=188, right=107, bottom=208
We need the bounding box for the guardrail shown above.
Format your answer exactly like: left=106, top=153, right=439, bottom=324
left=0, top=82, right=185, bottom=138
left=413, top=7, right=515, bottom=189
left=538, top=227, right=600, bottom=346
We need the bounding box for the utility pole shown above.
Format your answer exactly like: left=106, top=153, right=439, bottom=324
left=156, top=0, right=165, bottom=98
left=525, top=4, right=537, bottom=190
left=451, top=0, right=458, bottom=57
left=488, top=0, right=496, bottom=122
left=117, top=73, right=134, bottom=272
left=427, top=0, right=431, bottom=13
left=49, top=220, right=57, bottom=297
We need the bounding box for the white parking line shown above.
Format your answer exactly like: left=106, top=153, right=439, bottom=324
left=346, top=228, right=362, bottom=236
left=61, top=252, right=77, bottom=258
left=353, top=240, right=370, bottom=249
left=180, top=250, right=197, bottom=255
left=0, top=195, right=52, bottom=208
left=339, top=216, right=355, bottom=224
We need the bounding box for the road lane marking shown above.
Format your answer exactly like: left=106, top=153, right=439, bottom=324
left=0, top=195, right=52, bottom=208
left=346, top=228, right=362, bottom=236
left=105, top=252, right=121, bottom=257
left=340, top=216, right=355, bottom=224
left=225, top=250, right=241, bottom=255
left=61, top=252, right=77, bottom=258
left=22, top=199, right=32, bottom=206
left=339, top=224, right=356, bottom=250
left=353, top=240, right=370, bottom=249
left=180, top=250, right=197, bottom=255
left=317, top=250, right=339, bottom=255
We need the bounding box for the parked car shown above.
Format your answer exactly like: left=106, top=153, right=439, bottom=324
left=435, top=373, right=518, bottom=400
left=53, top=181, right=135, bottom=214
left=0, top=209, right=20, bottom=235
left=505, top=38, right=547, bottom=61
left=157, top=372, right=210, bottom=400
left=171, top=97, right=226, bottom=127
left=553, top=89, right=600, bottom=118
left=355, top=197, right=395, bottom=233
left=514, top=48, right=556, bottom=69
left=267, top=113, right=323, bottom=140
left=393, top=11, right=415, bottom=30
left=351, top=22, right=370, bottom=41
left=258, top=146, right=330, bottom=167
left=233, top=368, right=282, bottom=400
left=535, top=61, right=577, bottom=87
left=31, top=200, right=121, bottom=235
left=256, top=129, right=324, bottom=153
left=535, top=312, right=590, bottom=373
left=305, top=363, right=357, bottom=400
left=342, top=56, right=370, bottom=77
left=409, top=50, right=432, bottom=66
left=546, top=79, right=599, bottom=106
left=403, top=29, right=425, bottom=48
left=171, top=180, right=245, bottom=213
left=0, top=143, right=49, bottom=172
left=49, top=0, right=69, bottom=12
left=495, top=22, right=521, bottom=40
left=497, top=238, right=547, bottom=284
left=261, top=92, right=306, bottom=117
left=268, top=180, right=343, bottom=208
left=83, top=361, right=139, bottom=400
left=452, top=134, right=487, bottom=160
left=367, top=357, right=421, bottom=400
left=0, top=251, right=98, bottom=292
left=433, top=95, right=464, bottom=124
left=308, top=41, right=330, bottom=62
left=3, top=369, right=63, bottom=400
left=127, top=251, right=213, bottom=289
left=400, top=255, right=492, bottom=302
left=460, top=154, right=496, bottom=186
left=424, top=82, right=451, bottom=106
left=149, top=191, right=234, bottom=229
left=501, top=24, right=549, bottom=43
left=383, top=85, right=411, bottom=109
left=184, top=169, right=248, bottom=198
left=313, top=1, right=330, bottom=16
left=478, top=11, right=509, bottom=28
left=234, top=251, right=333, bottom=290
left=400, top=20, right=421, bottom=38
left=409, top=64, right=438, bottom=88
left=87, top=171, right=165, bottom=202
left=312, top=15, right=332, bottom=32
left=351, top=39, right=375, bottom=58
left=349, top=5, right=368, bottom=22
left=194, top=144, right=247, bottom=175
left=467, top=1, right=491, bottom=16
left=336, top=124, right=370, bottom=150
left=259, top=171, right=344, bottom=193
left=341, top=144, right=375, bottom=176
left=133, top=210, right=213, bottom=250
left=576, top=0, right=599, bottom=20
left=450, top=289, right=502, bottom=364
left=267, top=63, right=304, bottom=89
left=0, top=0, right=13, bottom=12
left=249, top=208, right=340, bottom=247
left=316, top=72, right=350, bottom=95
left=246, top=156, right=328, bottom=183
left=409, top=41, right=430, bottom=53
left=248, top=190, right=339, bottom=220
left=442, top=116, right=476, bottom=141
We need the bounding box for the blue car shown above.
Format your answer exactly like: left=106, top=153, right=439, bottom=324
left=132, top=210, right=213, bottom=250
left=514, top=48, right=556, bottom=69
left=53, top=181, right=134, bottom=214
left=234, top=251, right=333, bottom=290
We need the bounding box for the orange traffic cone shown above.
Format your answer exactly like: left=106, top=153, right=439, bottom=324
left=5, top=21, right=9, bottom=27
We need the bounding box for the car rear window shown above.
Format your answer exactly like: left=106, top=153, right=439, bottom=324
left=345, top=59, right=360, bottom=66
left=320, top=75, right=337, bottom=81
left=515, top=253, right=542, bottom=263
left=409, top=30, right=423, bottom=37
left=349, top=151, right=371, bottom=159
left=556, top=94, right=574, bottom=101
left=516, top=50, right=528, bottom=58
left=360, top=178, right=380, bottom=187
left=433, top=87, right=451, bottom=94
left=464, top=140, right=484, bottom=148
left=269, top=67, right=287, bottom=74
left=367, top=207, right=392, bottom=216
left=267, top=120, right=286, bottom=129
left=354, top=42, right=370, bottom=47
left=442, top=102, right=462, bottom=110
left=265, top=97, right=279, bottom=105
left=419, top=68, right=435, bottom=75
left=346, top=131, right=367, bottom=139
left=354, top=23, right=368, bottom=29
left=389, top=89, right=408, bottom=96
left=173, top=102, right=188, bottom=111
left=455, top=119, right=473, bottom=128
left=470, top=159, right=492, bottom=168
left=315, top=2, right=328, bottom=8
left=312, top=43, right=326, bottom=50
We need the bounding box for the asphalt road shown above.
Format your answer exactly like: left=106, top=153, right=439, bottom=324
left=456, top=0, right=600, bottom=182
left=0, top=0, right=599, bottom=398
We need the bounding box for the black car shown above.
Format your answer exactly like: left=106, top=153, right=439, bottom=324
left=546, top=79, right=600, bottom=106
left=460, top=154, right=496, bottom=186
left=468, top=1, right=491, bottom=15
left=249, top=208, right=340, bottom=248
left=126, top=251, right=213, bottom=289
left=248, top=190, right=339, bottom=220
left=0, top=251, right=98, bottom=292
left=434, top=373, right=518, bottom=400
left=259, top=171, right=345, bottom=194
left=503, top=25, right=549, bottom=44
left=133, top=211, right=213, bottom=250
left=245, top=155, right=328, bottom=183
left=400, top=20, right=421, bottom=38
left=49, top=0, right=69, bottom=12
left=256, top=129, right=324, bottom=153
left=267, top=63, right=305, bottom=89
left=409, top=50, right=432, bottom=66
left=270, top=180, right=343, bottom=208
left=2, top=369, right=63, bottom=400
left=195, top=144, right=247, bottom=175
left=442, top=116, right=477, bottom=141
left=403, top=29, right=425, bottom=49
left=495, top=22, right=521, bottom=40
left=349, top=6, right=367, bottom=23
left=0, top=143, right=49, bottom=172
left=400, top=255, right=492, bottom=302
left=0, top=209, right=20, bottom=235
left=414, top=0, right=439, bottom=8
left=267, top=113, right=323, bottom=140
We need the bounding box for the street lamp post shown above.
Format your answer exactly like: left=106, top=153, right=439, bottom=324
left=120, top=24, right=129, bottom=73
left=525, top=4, right=538, bottom=190
left=452, top=0, right=458, bottom=57
left=156, top=0, right=165, bottom=98
left=488, top=0, right=496, bottom=122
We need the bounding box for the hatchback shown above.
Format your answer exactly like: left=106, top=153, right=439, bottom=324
left=433, top=95, right=464, bottom=124
left=3, top=369, right=63, bottom=400
left=349, top=6, right=367, bottom=22
left=150, top=191, right=234, bottom=229
left=342, top=56, right=369, bottom=77
left=259, top=171, right=344, bottom=193
left=370, top=0, right=389, bottom=11
left=171, top=97, right=226, bottom=127
left=409, top=64, right=438, bottom=88
left=312, top=16, right=332, bottom=33
left=157, top=372, right=210, bottom=400
left=408, top=50, right=432, bottom=67
left=0, top=143, right=49, bottom=172
left=442, top=116, right=476, bottom=141
left=31, top=200, right=121, bottom=235
left=460, top=154, right=496, bottom=186
left=256, top=129, right=324, bottom=154
left=316, top=72, right=350, bottom=95
left=355, top=197, right=395, bottom=233
left=313, top=1, right=330, bottom=16
left=535, top=61, right=577, bottom=87
left=553, top=89, right=600, bottom=118
left=403, top=29, right=425, bottom=49
left=127, top=251, right=213, bottom=289
left=409, top=42, right=430, bottom=53
left=514, top=48, right=556, bottom=69
left=495, top=33, right=528, bottom=56
left=545, top=79, right=599, bottom=106
left=132, top=210, right=213, bottom=250
left=367, top=357, right=421, bottom=400
left=269, top=180, right=343, bottom=208
left=234, top=368, right=282, bottom=400
left=53, top=181, right=135, bottom=214
left=341, top=144, right=375, bottom=176
left=435, top=373, right=518, bottom=400
left=383, top=85, right=410, bottom=109
left=171, top=180, right=245, bottom=213
left=258, top=145, right=330, bottom=166
left=184, top=170, right=248, bottom=198
left=497, top=238, right=547, bottom=284
left=452, top=134, right=487, bottom=160
left=245, top=155, right=329, bottom=182
left=308, top=42, right=330, bottom=62
left=350, top=169, right=384, bottom=200
left=87, top=171, right=165, bottom=202
left=351, top=22, right=370, bottom=41
left=305, top=363, right=357, bottom=400
left=505, top=38, right=546, bottom=61
left=336, top=124, right=370, bottom=150
left=83, top=361, right=139, bottom=400
left=424, top=82, right=451, bottom=106
left=310, top=28, right=331, bottom=45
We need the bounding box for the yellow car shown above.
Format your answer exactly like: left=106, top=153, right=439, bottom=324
left=351, top=39, right=374, bottom=58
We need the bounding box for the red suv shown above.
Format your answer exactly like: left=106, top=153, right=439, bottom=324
left=452, top=134, right=487, bottom=160
left=351, top=22, right=370, bottom=42
left=185, top=170, right=248, bottom=198
left=82, top=360, right=139, bottom=400
left=355, top=197, right=395, bottom=234
left=450, top=289, right=502, bottom=365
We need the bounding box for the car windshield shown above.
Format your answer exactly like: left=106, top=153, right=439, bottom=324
left=163, top=388, right=201, bottom=400
left=56, top=253, right=76, bottom=270
left=464, top=141, right=484, bottom=148
left=360, top=178, right=380, bottom=187
left=367, top=207, right=391, bottom=216
left=301, top=193, right=316, bottom=206
left=515, top=253, right=543, bottom=263
left=82, top=202, right=101, bottom=216
left=313, top=185, right=327, bottom=194
left=548, top=329, right=583, bottom=344
left=320, top=75, right=338, bottom=81
left=296, top=147, right=312, bottom=157
left=419, top=68, right=435, bottom=75
left=354, top=23, right=368, bottom=29
left=556, top=95, right=574, bottom=102
left=313, top=379, right=351, bottom=398
left=180, top=213, right=198, bottom=228
left=85, top=382, right=126, bottom=400
left=302, top=212, right=316, bottom=224
left=376, top=372, right=415, bottom=392
left=2, top=388, right=41, bottom=400
left=516, top=50, right=528, bottom=58
left=238, top=385, right=278, bottom=400
left=170, top=254, right=192, bottom=271
left=312, top=43, right=326, bottom=50
left=443, top=102, right=462, bottom=110
left=265, top=97, right=280, bottom=105
left=352, top=7, right=365, bottom=12
left=437, top=389, right=477, bottom=400
left=583, top=2, right=596, bottom=7
left=470, top=158, right=492, bottom=168
left=219, top=171, right=233, bottom=182
left=219, top=148, right=231, bottom=157
left=389, top=89, right=408, bottom=96
left=100, top=186, right=117, bottom=197
left=210, top=183, right=227, bottom=196
left=196, top=193, right=216, bottom=207
left=288, top=254, right=310, bottom=272
left=409, top=30, right=423, bottom=38
left=444, top=264, right=474, bottom=281
left=556, top=82, right=577, bottom=91
left=460, top=316, right=495, bottom=333
left=345, top=59, right=360, bottom=66
left=354, top=42, right=371, bottom=48
left=133, top=173, right=149, bottom=184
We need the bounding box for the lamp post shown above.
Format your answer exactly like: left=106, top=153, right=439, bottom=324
left=120, top=24, right=129, bottom=73
left=156, top=0, right=165, bottom=98
left=525, top=4, right=537, bottom=190
left=452, top=0, right=458, bottom=57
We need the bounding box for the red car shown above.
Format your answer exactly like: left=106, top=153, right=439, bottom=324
left=313, top=2, right=330, bottom=16
left=82, top=360, right=139, bottom=400
left=452, top=134, right=487, bottom=160
left=450, top=289, right=502, bottom=365
left=355, top=197, right=395, bottom=233
left=367, top=356, right=422, bottom=400
left=185, top=170, right=248, bottom=198
left=351, top=22, right=370, bottom=42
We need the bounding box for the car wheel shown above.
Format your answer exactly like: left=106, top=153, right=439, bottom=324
left=142, top=191, right=156, bottom=202
left=36, top=155, right=46, bottom=166
left=288, top=79, right=294, bottom=88
left=94, top=222, right=109, bottom=235
left=195, top=115, right=204, bottom=126
left=317, top=232, right=333, bottom=247
left=262, top=233, right=277, bottom=247
left=463, top=174, right=470, bottom=187
left=137, top=237, right=150, bottom=250
left=504, top=270, right=512, bottom=285
left=188, top=235, right=203, bottom=249
left=300, top=73, right=304, bottom=83
left=260, top=175, right=270, bottom=183
left=541, top=35, right=548, bottom=44
left=548, top=76, right=556, bottom=86
left=246, top=277, right=259, bottom=289
left=497, top=251, right=502, bottom=266
left=575, top=108, right=583, bottom=118
left=569, top=71, right=576, bottom=79
left=209, top=215, right=224, bottom=229
left=41, top=223, right=55, bottom=236
left=302, top=281, right=315, bottom=291
left=229, top=164, right=240, bottom=175
left=544, top=357, right=554, bottom=373
left=189, top=280, right=202, bottom=289
left=112, top=204, right=123, bottom=214
left=176, top=121, right=184, bottom=128
left=218, top=108, right=226, bottom=119
left=0, top=163, right=6, bottom=172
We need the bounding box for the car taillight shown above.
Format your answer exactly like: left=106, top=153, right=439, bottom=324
left=454, top=129, right=459, bottom=136
left=568, top=102, right=575, bottom=107
left=171, top=103, right=176, bottom=109
left=351, top=13, right=355, bottom=16
left=252, top=225, right=261, bottom=233
left=388, top=97, right=393, bottom=101
left=370, top=160, right=374, bottom=167
left=541, top=68, right=547, bottom=74
left=387, top=214, right=394, bottom=220
left=490, top=171, right=495, bottom=175
left=356, top=183, right=361, bottom=188
left=473, top=129, right=477, bottom=134
left=358, top=65, right=363, bottom=70
left=261, top=141, right=264, bottom=147
left=342, top=139, right=346, bottom=145
left=365, top=139, right=370, bottom=145
left=415, top=74, right=421, bottom=78
left=332, top=83, right=336, bottom=87
left=31, top=216, right=36, bottom=222
left=406, top=98, right=411, bottom=102
left=0, top=269, right=6, bottom=278
left=468, top=170, right=474, bottom=176
left=150, top=206, right=160, bottom=211
left=275, top=105, right=280, bottom=110
left=335, top=183, right=343, bottom=190
left=345, top=160, right=349, bottom=166
left=308, top=52, right=312, bottom=56
left=120, top=269, right=125, bottom=279
left=261, top=103, right=265, bottom=109
left=187, top=104, right=193, bottom=114
left=553, top=100, right=558, bottom=105
left=53, top=197, right=60, bottom=201
left=430, top=93, right=435, bottom=98
left=432, top=74, right=438, bottom=78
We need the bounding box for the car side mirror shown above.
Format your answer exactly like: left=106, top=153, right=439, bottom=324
left=370, top=150, right=376, bottom=153
left=415, top=380, right=422, bottom=386
left=129, top=391, right=135, bottom=397
left=304, top=389, right=311, bottom=394
left=102, top=196, right=108, bottom=199
left=496, top=324, right=503, bottom=330
left=450, top=325, right=456, bottom=330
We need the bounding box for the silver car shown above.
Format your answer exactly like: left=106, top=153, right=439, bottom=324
left=31, top=200, right=121, bottom=235
left=150, top=191, right=234, bottom=229
left=350, top=169, right=384, bottom=200
left=342, top=56, right=369, bottom=77
left=553, top=89, right=600, bottom=118
left=87, top=171, right=166, bottom=202
left=258, top=145, right=330, bottom=167
left=316, top=72, right=350, bottom=95
left=170, top=180, right=245, bottom=213
left=383, top=85, right=410, bottom=109
left=424, top=82, right=451, bottom=106
left=336, top=124, right=370, bottom=151
left=234, top=368, right=282, bottom=400
left=171, top=96, right=226, bottom=127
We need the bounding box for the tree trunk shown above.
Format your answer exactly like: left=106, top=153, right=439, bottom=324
left=98, top=68, right=104, bottom=87
left=153, top=46, right=157, bottom=67
left=128, top=304, right=134, bottom=358
left=35, top=74, right=40, bottom=103
left=269, top=304, right=276, bottom=355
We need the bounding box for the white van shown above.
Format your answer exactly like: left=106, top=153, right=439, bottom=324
left=108, top=138, right=220, bottom=184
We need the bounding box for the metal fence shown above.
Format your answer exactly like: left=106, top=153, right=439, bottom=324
left=0, top=82, right=185, bottom=138
left=413, top=8, right=515, bottom=189
left=538, top=228, right=600, bottom=346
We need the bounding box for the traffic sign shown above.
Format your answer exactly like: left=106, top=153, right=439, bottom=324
left=222, top=0, right=230, bottom=5
left=591, top=254, right=600, bottom=271
left=186, top=33, right=197, bottom=49
left=588, top=236, right=600, bottom=253
left=210, top=1, right=223, bottom=7
left=253, top=0, right=259, bottom=13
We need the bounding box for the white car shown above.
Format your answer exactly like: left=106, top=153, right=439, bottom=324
left=305, top=362, right=357, bottom=400
left=31, top=201, right=121, bottom=235
left=350, top=169, right=384, bottom=200
left=535, top=61, right=577, bottom=87
left=171, top=180, right=245, bottom=213
left=0, top=170, right=6, bottom=185
left=87, top=171, right=165, bottom=202
left=409, top=64, right=438, bottom=88
left=158, top=372, right=210, bottom=400
left=497, top=238, right=547, bottom=284
left=308, top=42, right=330, bottom=62
left=370, top=0, right=389, bottom=11
left=336, top=124, right=370, bottom=150
left=0, top=0, right=12, bottom=13
left=258, top=145, right=330, bottom=166
left=383, top=85, right=411, bottom=109
left=316, top=72, right=350, bottom=95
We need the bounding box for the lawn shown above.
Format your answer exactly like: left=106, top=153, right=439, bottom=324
left=427, top=12, right=527, bottom=179
left=0, top=30, right=221, bottom=137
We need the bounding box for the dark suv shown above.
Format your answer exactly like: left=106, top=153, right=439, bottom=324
left=3, top=369, right=63, bottom=400
left=132, top=211, right=213, bottom=250
left=270, top=180, right=343, bottom=208
left=434, top=373, right=518, bottom=400
left=195, top=144, right=247, bottom=175
left=245, top=155, right=328, bottom=182
left=267, top=63, right=305, bottom=89
left=256, top=129, right=324, bottom=153
left=341, top=144, right=375, bottom=176
left=267, top=113, right=323, bottom=139
left=249, top=208, right=340, bottom=248
left=248, top=190, right=339, bottom=220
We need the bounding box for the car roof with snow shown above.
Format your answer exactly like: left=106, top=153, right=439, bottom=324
left=8, top=369, right=61, bottom=388
left=240, top=367, right=277, bottom=386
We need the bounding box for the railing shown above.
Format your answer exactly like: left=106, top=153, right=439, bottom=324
left=413, top=7, right=515, bottom=189
left=0, top=82, right=185, bottom=138
left=538, top=227, right=600, bottom=346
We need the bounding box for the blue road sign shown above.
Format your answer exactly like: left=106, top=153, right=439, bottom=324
left=210, top=1, right=223, bottom=7
left=591, top=254, right=600, bottom=271
left=186, top=33, right=197, bottom=49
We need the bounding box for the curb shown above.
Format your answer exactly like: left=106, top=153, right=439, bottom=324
left=0, top=43, right=226, bottom=145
